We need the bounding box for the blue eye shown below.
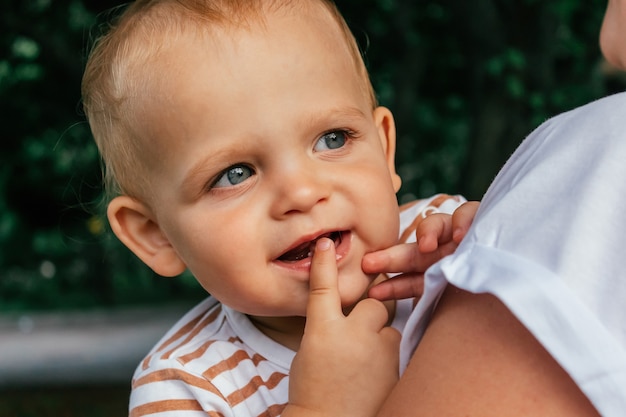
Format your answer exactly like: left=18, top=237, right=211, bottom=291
left=314, top=131, right=347, bottom=151
left=213, top=165, right=254, bottom=188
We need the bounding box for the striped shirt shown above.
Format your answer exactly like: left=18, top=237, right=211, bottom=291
left=129, top=194, right=465, bottom=417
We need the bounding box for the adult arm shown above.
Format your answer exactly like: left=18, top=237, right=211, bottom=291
left=377, top=285, right=599, bottom=416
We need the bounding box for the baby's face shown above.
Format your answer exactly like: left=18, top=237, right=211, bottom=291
left=135, top=5, right=401, bottom=317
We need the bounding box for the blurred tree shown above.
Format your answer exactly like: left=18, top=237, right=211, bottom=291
left=0, top=0, right=622, bottom=311
left=0, top=0, right=203, bottom=310
left=340, top=0, right=611, bottom=200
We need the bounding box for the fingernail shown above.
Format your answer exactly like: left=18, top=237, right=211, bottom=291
left=316, top=238, right=332, bottom=251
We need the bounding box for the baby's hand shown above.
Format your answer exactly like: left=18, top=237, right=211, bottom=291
left=284, top=238, right=400, bottom=417
left=364, top=201, right=479, bottom=301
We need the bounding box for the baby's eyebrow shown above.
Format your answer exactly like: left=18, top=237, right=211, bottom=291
left=303, top=106, right=369, bottom=129
left=180, top=148, right=231, bottom=199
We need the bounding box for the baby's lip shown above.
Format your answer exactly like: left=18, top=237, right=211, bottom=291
left=276, top=231, right=344, bottom=263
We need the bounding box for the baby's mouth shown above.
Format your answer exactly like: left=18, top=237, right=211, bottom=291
left=277, top=231, right=343, bottom=262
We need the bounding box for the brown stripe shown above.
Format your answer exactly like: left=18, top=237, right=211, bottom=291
left=227, top=372, right=288, bottom=406
left=132, top=368, right=226, bottom=402
left=178, top=339, right=219, bottom=364
left=398, top=200, right=418, bottom=212
left=161, top=305, right=224, bottom=360
left=129, top=399, right=209, bottom=417
left=203, top=349, right=267, bottom=380
left=179, top=336, right=247, bottom=365
left=398, top=214, right=420, bottom=244
left=429, top=194, right=457, bottom=209
left=141, top=305, right=218, bottom=370
left=250, top=353, right=265, bottom=366
left=398, top=199, right=420, bottom=243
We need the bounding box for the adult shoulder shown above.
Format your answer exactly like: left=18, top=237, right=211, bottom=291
left=380, top=286, right=599, bottom=416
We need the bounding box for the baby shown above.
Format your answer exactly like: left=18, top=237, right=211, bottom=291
left=82, top=0, right=471, bottom=415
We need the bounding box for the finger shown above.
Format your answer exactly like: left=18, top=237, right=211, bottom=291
left=368, top=273, right=425, bottom=301
left=362, top=242, right=456, bottom=275
left=452, top=201, right=480, bottom=243
left=380, top=326, right=402, bottom=349
left=306, top=237, right=343, bottom=323
left=348, top=298, right=390, bottom=330
left=415, top=214, right=453, bottom=253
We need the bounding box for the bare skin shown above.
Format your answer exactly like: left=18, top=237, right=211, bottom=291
left=378, top=286, right=599, bottom=416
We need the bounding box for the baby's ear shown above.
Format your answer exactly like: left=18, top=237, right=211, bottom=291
left=107, top=196, right=186, bottom=277
left=374, top=106, right=402, bottom=192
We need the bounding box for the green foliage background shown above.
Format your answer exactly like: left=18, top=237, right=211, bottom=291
left=1, top=0, right=623, bottom=311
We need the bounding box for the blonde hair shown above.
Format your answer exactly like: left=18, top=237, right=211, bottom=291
left=82, top=0, right=377, bottom=200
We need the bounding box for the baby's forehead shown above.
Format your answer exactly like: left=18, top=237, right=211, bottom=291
left=123, top=1, right=340, bottom=78
left=121, top=3, right=360, bottom=145
left=122, top=1, right=358, bottom=100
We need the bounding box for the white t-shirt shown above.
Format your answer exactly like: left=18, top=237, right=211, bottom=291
left=400, top=93, right=626, bottom=416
